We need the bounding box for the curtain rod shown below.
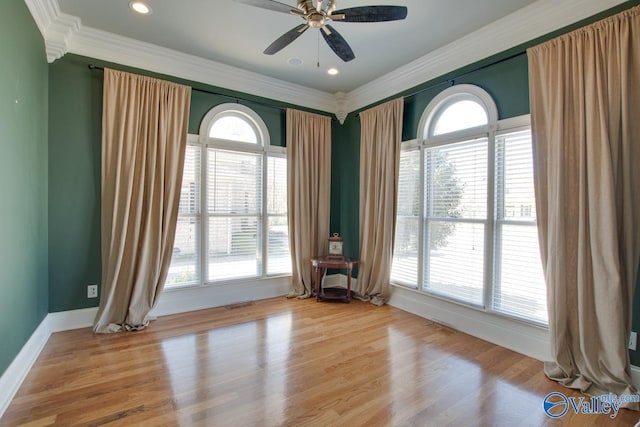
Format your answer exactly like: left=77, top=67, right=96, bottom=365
left=87, top=64, right=336, bottom=120
left=354, top=50, right=527, bottom=118
left=405, top=50, right=526, bottom=99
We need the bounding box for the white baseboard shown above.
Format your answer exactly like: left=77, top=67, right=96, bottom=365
left=389, top=284, right=552, bottom=362
left=150, top=276, right=290, bottom=317
left=42, top=277, right=291, bottom=332
left=631, top=365, right=640, bottom=390
left=0, top=315, right=51, bottom=418
left=47, top=307, right=98, bottom=332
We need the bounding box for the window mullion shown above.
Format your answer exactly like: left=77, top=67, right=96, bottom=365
left=422, top=148, right=433, bottom=291
left=200, top=143, right=208, bottom=287
left=491, top=135, right=506, bottom=315
left=483, top=128, right=497, bottom=311
left=261, top=154, right=268, bottom=278
left=417, top=144, right=425, bottom=289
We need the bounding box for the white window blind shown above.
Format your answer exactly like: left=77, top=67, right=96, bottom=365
left=166, top=143, right=200, bottom=287
left=391, top=147, right=421, bottom=286
left=493, top=130, right=547, bottom=323
left=266, top=156, right=291, bottom=275
left=423, top=139, right=488, bottom=305
left=207, top=148, right=262, bottom=281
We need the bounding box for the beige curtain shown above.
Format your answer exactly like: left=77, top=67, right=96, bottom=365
left=94, top=69, right=191, bottom=333
left=356, top=98, right=403, bottom=305
left=286, top=109, right=331, bottom=297
left=528, top=6, right=640, bottom=407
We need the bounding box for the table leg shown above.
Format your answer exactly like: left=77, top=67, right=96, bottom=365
left=346, top=266, right=352, bottom=302
left=314, top=266, right=320, bottom=302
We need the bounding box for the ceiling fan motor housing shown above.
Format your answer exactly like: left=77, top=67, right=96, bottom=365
left=308, top=13, right=326, bottom=28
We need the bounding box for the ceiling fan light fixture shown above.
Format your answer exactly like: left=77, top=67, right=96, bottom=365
left=288, top=57, right=304, bottom=66
left=327, top=67, right=339, bottom=76
left=129, top=1, right=152, bottom=15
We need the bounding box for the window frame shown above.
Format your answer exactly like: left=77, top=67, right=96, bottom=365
left=166, top=103, right=289, bottom=290
left=392, top=85, right=547, bottom=327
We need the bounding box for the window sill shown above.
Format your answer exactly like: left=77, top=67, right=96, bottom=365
left=390, top=282, right=548, bottom=330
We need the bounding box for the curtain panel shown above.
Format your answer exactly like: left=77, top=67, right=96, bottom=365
left=356, top=97, right=404, bottom=305
left=528, top=5, right=640, bottom=407
left=94, top=69, right=191, bottom=333
left=286, top=109, right=331, bottom=298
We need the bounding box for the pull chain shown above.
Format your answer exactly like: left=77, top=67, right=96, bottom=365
left=317, top=30, right=320, bottom=68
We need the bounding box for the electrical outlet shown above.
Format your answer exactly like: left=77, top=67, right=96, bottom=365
left=629, top=331, right=637, bottom=351
left=87, top=284, right=98, bottom=299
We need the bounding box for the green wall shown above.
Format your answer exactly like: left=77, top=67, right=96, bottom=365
left=0, top=0, right=49, bottom=376
left=47, top=54, right=329, bottom=312
left=48, top=56, right=103, bottom=312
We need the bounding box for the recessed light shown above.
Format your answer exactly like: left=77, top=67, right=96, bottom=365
left=327, top=67, right=339, bottom=76
left=288, top=57, right=304, bottom=66
left=129, top=1, right=152, bottom=15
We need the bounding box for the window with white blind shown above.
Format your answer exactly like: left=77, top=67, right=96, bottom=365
left=390, top=146, right=421, bottom=286
left=391, top=84, right=547, bottom=325
left=165, top=143, right=201, bottom=286
left=424, top=138, right=488, bottom=305
left=493, top=129, right=546, bottom=323
left=165, top=104, right=291, bottom=289
left=265, top=156, right=291, bottom=275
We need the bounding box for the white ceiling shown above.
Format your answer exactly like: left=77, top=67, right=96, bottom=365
left=56, top=0, right=539, bottom=93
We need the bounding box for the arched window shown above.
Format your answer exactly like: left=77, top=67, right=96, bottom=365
left=430, top=99, right=488, bottom=135
left=166, top=104, right=290, bottom=289
left=209, top=114, right=258, bottom=143
left=392, top=85, right=547, bottom=325
left=419, top=84, right=497, bottom=139
left=200, top=103, right=269, bottom=146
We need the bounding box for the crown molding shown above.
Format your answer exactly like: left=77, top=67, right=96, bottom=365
left=345, top=0, right=628, bottom=113
left=23, top=0, right=79, bottom=62
left=25, top=0, right=629, bottom=119
left=67, top=26, right=336, bottom=114
left=24, top=0, right=336, bottom=115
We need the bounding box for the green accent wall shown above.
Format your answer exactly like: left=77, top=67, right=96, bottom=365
left=48, top=56, right=103, bottom=312
left=47, top=54, right=329, bottom=312
left=0, top=0, right=49, bottom=376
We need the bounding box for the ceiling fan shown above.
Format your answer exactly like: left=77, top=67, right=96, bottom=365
left=236, top=0, right=408, bottom=62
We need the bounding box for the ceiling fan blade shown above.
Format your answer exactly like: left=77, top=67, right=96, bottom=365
left=234, top=0, right=297, bottom=15
left=321, top=24, right=355, bottom=62
left=264, top=24, right=309, bottom=55
left=332, top=6, right=408, bottom=22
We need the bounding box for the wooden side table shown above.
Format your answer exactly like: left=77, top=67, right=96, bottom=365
left=310, top=256, right=358, bottom=303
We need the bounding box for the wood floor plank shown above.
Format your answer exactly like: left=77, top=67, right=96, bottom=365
left=1, top=297, right=638, bottom=426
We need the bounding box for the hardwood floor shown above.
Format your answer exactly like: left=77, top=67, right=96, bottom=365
left=1, top=297, right=638, bottom=426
